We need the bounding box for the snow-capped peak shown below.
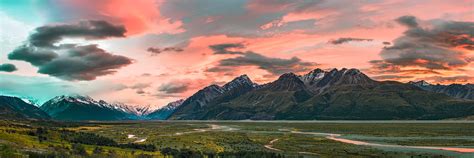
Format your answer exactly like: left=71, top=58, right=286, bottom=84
left=49, top=94, right=97, bottom=105
left=300, top=68, right=326, bottom=84
left=146, top=99, right=185, bottom=119
left=45, top=95, right=157, bottom=116
left=109, top=102, right=156, bottom=116
left=17, top=96, right=42, bottom=107
left=161, top=99, right=185, bottom=110
left=409, top=80, right=432, bottom=87
left=222, top=74, right=256, bottom=91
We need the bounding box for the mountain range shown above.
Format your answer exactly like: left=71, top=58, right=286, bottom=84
left=409, top=80, right=473, bottom=100
left=39, top=95, right=183, bottom=121
left=1, top=68, right=473, bottom=121
left=0, top=94, right=184, bottom=121
left=169, top=68, right=474, bottom=120
left=40, top=95, right=133, bottom=120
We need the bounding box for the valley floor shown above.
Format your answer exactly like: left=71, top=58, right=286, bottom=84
left=1, top=120, right=473, bottom=157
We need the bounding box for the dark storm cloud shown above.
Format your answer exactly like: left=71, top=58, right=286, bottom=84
left=418, top=76, right=474, bottom=83
left=371, top=16, right=474, bottom=73
left=395, top=15, right=419, bottom=28
left=205, top=67, right=234, bottom=72
left=158, top=81, right=190, bottom=94
left=28, top=20, right=125, bottom=47
left=328, top=37, right=373, bottom=45
left=136, top=89, right=146, bottom=94
left=401, top=21, right=474, bottom=50
left=8, top=46, right=58, bottom=66
left=7, top=20, right=132, bottom=81
left=130, top=83, right=150, bottom=89
left=147, top=47, right=184, bottom=55
left=129, top=83, right=150, bottom=95
left=0, top=63, right=17, bottom=72
left=209, top=43, right=245, bottom=54
left=371, top=75, right=414, bottom=80
left=147, top=47, right=161, bottom=54
left=164, top=47, right=184, bottom=52
left=218, top=51, right=318, bottom=75
left=35, top=45, right=132, bottom=81
left=207, top=42, right=318, bottom=76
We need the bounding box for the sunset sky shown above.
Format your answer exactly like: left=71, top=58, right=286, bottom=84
left=0, top=0, right=473, bottom=107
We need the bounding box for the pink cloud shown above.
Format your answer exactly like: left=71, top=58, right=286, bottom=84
left=68, top=0, right=183, bottom=35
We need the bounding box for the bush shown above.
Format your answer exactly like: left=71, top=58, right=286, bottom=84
left=93, top=146, right=104, bottom=154
left=60, top=130, right=117, bottom=146
left=71, top=143, right=87, bottom=156
left=118, top=143, right=157, bottom=152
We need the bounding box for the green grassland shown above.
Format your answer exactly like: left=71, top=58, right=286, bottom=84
left=0, top=120, right=473, bottom=157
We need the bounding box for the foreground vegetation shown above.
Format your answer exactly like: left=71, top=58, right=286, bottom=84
left=0, top=120, right=473, bottom=157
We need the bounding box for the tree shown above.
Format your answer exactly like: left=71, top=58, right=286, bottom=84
left=93, top=146, right=103, bottom=154
left=160, top=147, right=179, bottom=157
left=71, top=143, right=87, bottom=156
left=36, top=127, right=48, bottom=143
left=137, top=153, right=154, bottom=158
left=108, top=149, right=117, bottom=157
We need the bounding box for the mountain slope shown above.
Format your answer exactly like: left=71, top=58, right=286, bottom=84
left=410, top=80, right=474, bottom=100
left=146, top=99, right=184, bottom=120
left=301, top=68, right=377, bottom=94
left=108, top=103, right=155, bottom=119
left=0, top=96, right=50, bottom=120
left=197, top=73, right=310, bottom=120
left=168, top=68, right=474, bottom=120
left=277, top=81, right=474, bottom=120
left=169, top=75, right=257, bottom=119
left=40, top=95, right=135, bottom=121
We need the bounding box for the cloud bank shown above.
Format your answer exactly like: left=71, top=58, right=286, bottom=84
left=209, top=43, right=245, bottom=55
left=208, top=43, right=318, bottom=76
left=8, top=20, right=132, bottom=81
left=147, top=47, right=184, bottom=55
left=329, top=37, right=373, bottom=45
left=371, top=15, right=473, bottom=73
left=158, top=81, right=190, bottom=94
left=0, top=63, right=17, bottom=72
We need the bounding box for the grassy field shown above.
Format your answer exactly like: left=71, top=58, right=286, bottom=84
left=0, top=120, right=473, bottom=157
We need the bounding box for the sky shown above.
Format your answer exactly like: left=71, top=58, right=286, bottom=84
left=0, top=0, right=473, bottom=107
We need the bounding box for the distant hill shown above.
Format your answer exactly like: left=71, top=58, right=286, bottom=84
left=409, top=80, right=473, bottom=100
left=107, top=102, right=156, bottom=119
left=39, top=95, right=184, bottom=121
left=146, top=99, right=184, bottom=120
left=0, top=96, right=50, bottom=120
left=40, top=95, right=136, bottom=121
left=168, top=68, right=474, bottom=120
